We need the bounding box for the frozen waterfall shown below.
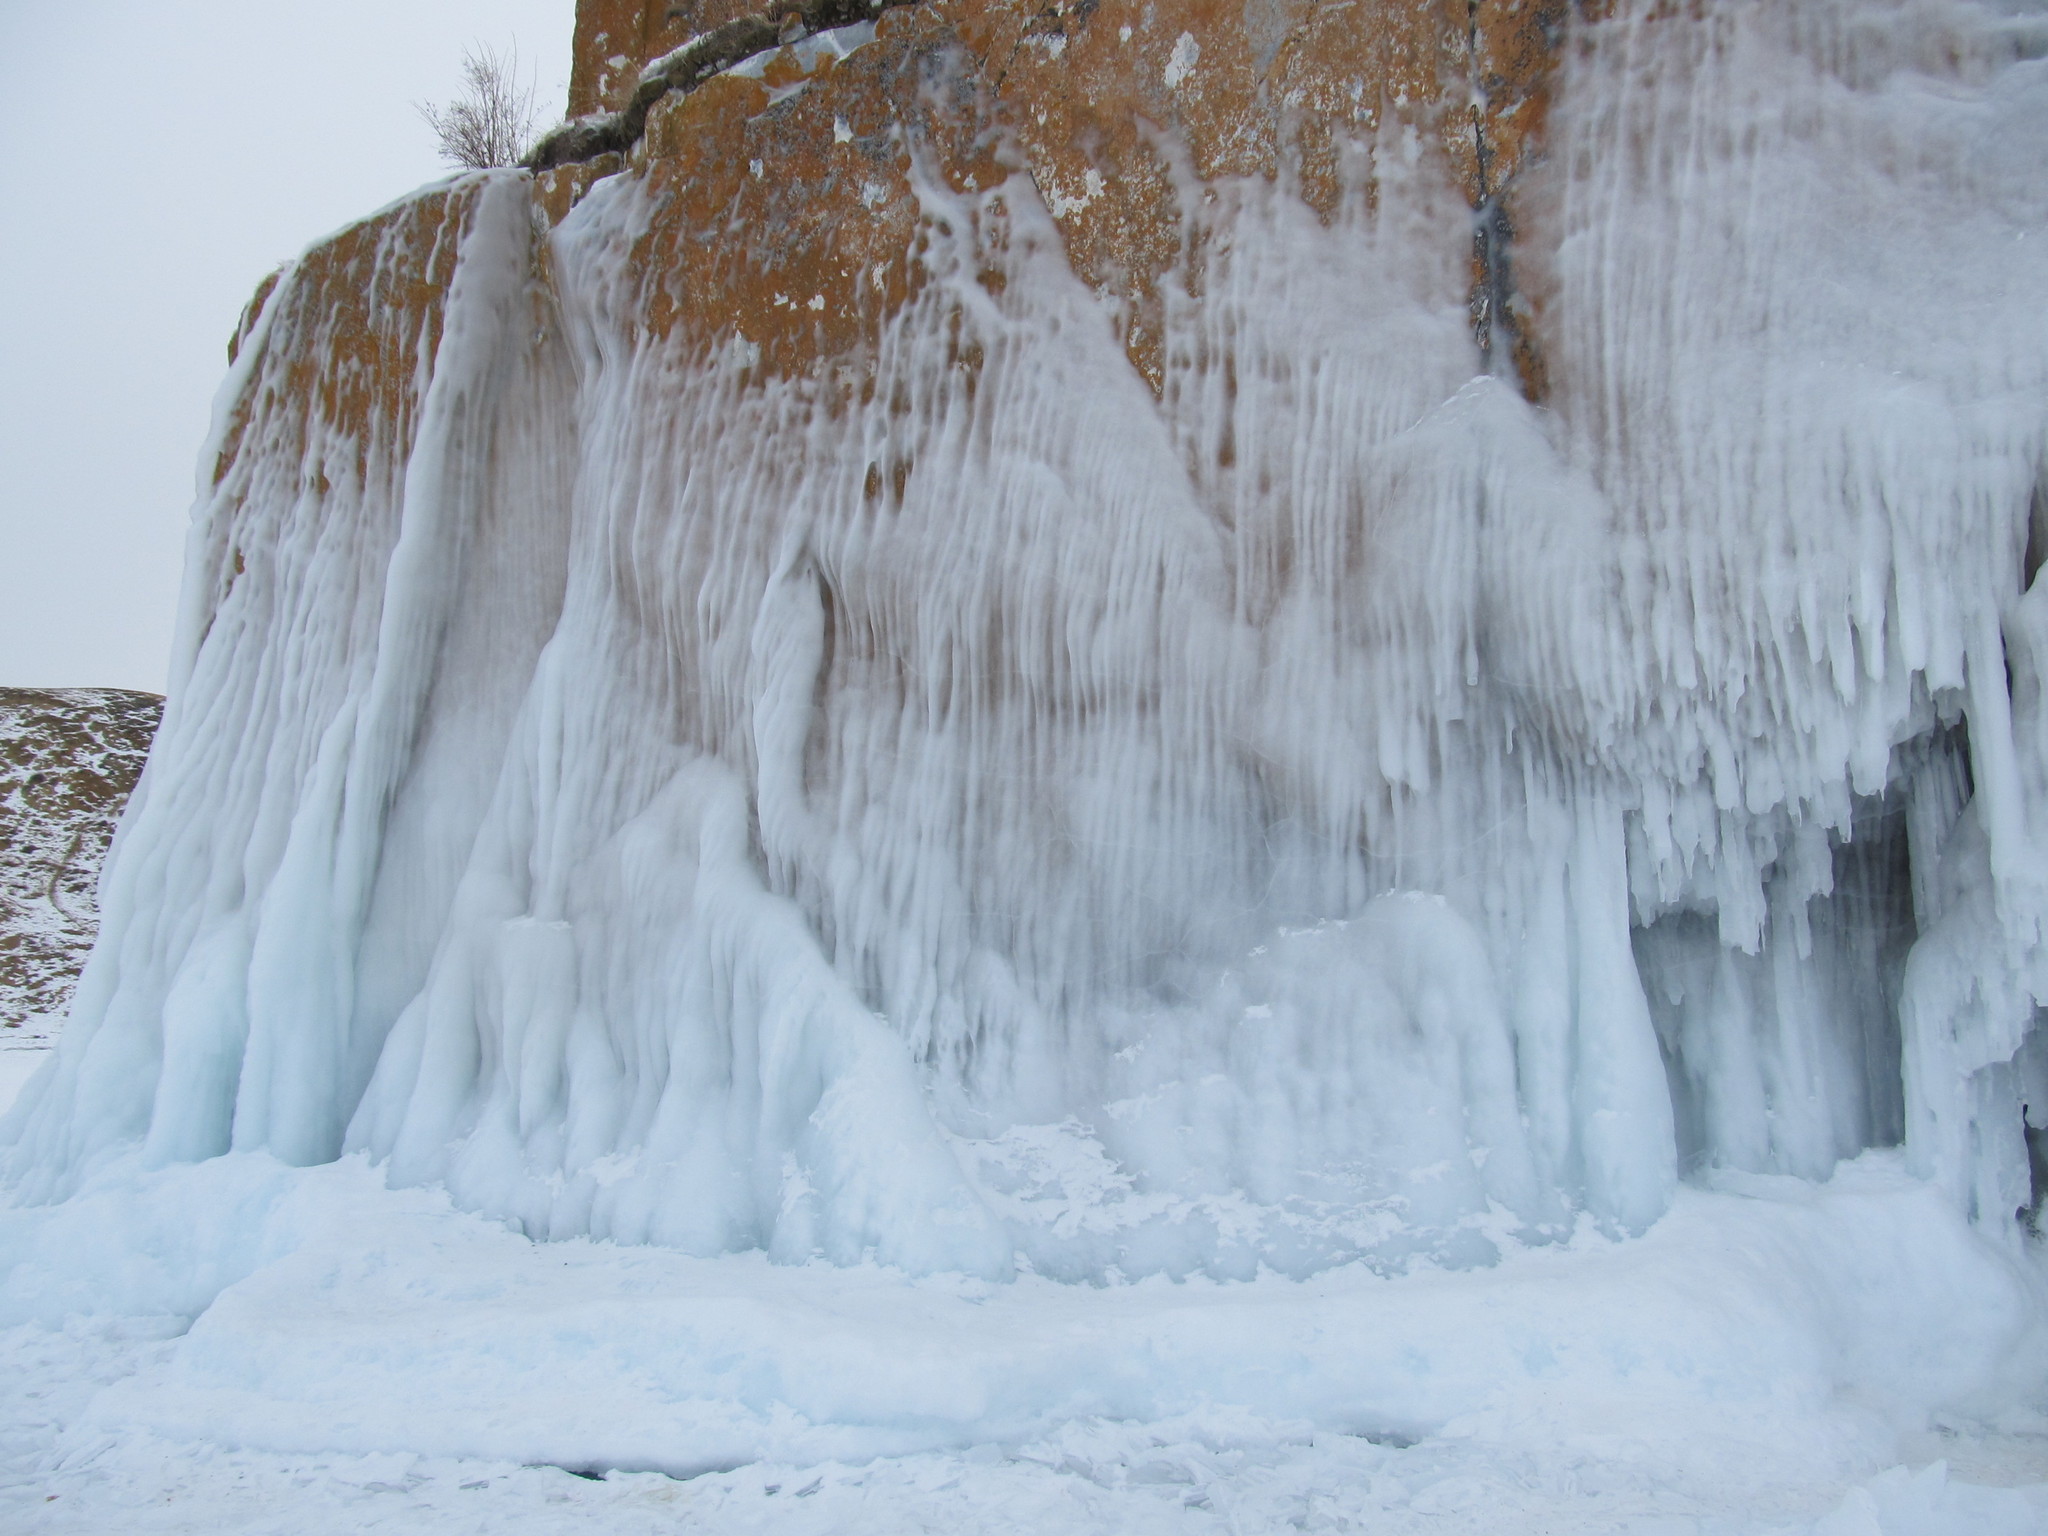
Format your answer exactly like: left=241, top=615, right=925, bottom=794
left=7, top=0, right=2048, bottom=1284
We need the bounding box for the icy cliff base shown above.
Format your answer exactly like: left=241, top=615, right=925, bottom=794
left=9, top=0, right=2048, bottom=1282
left=3, top=1150, right=2046, bottom=1532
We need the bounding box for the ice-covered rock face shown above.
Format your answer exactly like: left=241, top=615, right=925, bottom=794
left=8, top=0, right=2048, bottom=1281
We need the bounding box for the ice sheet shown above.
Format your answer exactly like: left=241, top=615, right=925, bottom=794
left=3, top=1150, right=2046, bottom=1531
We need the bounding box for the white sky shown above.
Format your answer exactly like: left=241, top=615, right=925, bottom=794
left=0, top=0, right=578, bottom=692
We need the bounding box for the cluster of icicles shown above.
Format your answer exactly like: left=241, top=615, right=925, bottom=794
left=8, top=0, right=2048, bottom=1281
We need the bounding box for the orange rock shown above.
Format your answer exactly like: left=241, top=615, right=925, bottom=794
left=215, top=185, right=478, bottom=491
left=571, top=0, right=699, bottom=116
left=218, top=0, right=1566, bottom=486
left=559, top=0, right=1565, bottom=395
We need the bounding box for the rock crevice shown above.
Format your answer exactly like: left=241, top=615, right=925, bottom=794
left=527, top=0, right=925, bottom=170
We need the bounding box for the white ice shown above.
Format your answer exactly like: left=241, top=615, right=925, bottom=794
left=14, top=0, right=2048, bottom=1275
left=6, top=0, right=2048, bottom=1524
left=0, top=1021, right=58, bottom=1122
left=2, top=1148, right=2046, bottom=1531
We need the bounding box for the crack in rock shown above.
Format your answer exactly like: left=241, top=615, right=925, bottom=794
left=527, top=0, right=926, bottom=171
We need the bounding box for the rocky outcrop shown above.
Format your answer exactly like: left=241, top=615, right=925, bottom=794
left=528, top=0, right=930, bottom=172
left=0, top=690, right=161, bottom=1028
left=542, top=0, right=1564, bottom=392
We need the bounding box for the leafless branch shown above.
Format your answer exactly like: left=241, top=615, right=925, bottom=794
left=417, top=44, right=538, bottom=170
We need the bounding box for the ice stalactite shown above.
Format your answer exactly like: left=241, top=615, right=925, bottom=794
left=1529, top=0, right=2048, bottom=1232
left=5, top=175, right=578, bottom=1186
left=7, top=0, right=2048, bottom=1280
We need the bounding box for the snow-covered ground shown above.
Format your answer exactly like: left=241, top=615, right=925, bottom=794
left=0, top=1021, right=58, bottom=1122
left=0, top=689, right=159, bottom=1029
left=3, top=1111, right=2045, bottom=1534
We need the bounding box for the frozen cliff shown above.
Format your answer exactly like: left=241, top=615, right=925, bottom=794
left=7, top=0, right=2048, bottom=1285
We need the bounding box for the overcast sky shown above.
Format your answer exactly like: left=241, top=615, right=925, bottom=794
left=0, top=0, right=577, bottom=692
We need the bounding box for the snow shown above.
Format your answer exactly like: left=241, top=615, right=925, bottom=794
left=6, top=0, right=2048, bottom=1527
left=2, top=1149, right=2046, bottom=1531
left=725, top=19, right=878, bottom=80
left=0, top=690, right=159, bottom=1028
left=0, top=1023, right=56, bottom=1121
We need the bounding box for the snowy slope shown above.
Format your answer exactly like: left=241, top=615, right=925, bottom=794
left=2, top=1150, right=2046, bottom=1532
left=0, top=689, right=161, bottom=1030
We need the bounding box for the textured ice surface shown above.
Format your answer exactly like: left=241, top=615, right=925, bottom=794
left=0, top=1023, right=57, bottom=1121
left=2, top=1150, right=2046, bottom=1532
left=6, top=8, right=2048, bottom=1521
left=7, top=0, right=2048, bottom=1286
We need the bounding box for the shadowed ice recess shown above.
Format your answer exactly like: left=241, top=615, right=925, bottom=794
left=8, top=0, right=2048, bottom=1288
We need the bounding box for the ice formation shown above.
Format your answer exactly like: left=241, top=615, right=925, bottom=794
left=7, top=0, right=2048, bottom=1286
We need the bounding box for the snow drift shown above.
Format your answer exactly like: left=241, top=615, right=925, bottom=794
left=7, top=0, right=2048, bottom=1291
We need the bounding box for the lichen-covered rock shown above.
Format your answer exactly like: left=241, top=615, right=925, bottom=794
left=559, top=0, right=1563, bottom=390
left=0, top=689, right=162, bottom=1028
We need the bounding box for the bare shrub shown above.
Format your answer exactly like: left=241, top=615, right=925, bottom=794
left=417, top=45, right=537, bottom=170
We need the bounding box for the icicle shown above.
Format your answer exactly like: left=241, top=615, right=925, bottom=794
left=12, top=0, right=2048, bottom=1273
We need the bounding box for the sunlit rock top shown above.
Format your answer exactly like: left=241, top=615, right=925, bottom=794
left=551, top=0, right=1564, bottom=389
